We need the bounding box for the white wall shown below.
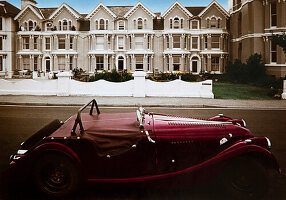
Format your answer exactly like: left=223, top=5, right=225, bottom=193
left=0, top=75, right=214, bottom=98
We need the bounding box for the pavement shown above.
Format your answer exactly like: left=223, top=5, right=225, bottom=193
left=0, top=95, right=286, bottom=109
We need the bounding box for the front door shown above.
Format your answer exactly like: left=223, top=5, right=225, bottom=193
left=192, top=61, right=197, bottom=73
left=46, top=59, right=50, bottom=72
left=118, top=56, right=124, bottom=71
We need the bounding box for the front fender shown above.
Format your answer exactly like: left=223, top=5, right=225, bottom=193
left=5, top=142, right=82, bottom=182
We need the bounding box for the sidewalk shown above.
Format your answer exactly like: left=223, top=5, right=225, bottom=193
left=0, top=95, right=286, bottom=109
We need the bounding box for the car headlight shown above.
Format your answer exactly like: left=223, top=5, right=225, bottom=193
left=265, top=137, right=271, bottom=149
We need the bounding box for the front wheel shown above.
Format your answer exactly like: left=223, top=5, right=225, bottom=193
left=33, top=154, right=80, bottom=197
left=221, top=157, right=269, bottom=200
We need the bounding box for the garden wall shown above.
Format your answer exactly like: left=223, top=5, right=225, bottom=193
left=0, top=72, right=214, bottom=98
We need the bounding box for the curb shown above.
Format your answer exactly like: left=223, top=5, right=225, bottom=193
left=0, top=102, right=286, bottom=110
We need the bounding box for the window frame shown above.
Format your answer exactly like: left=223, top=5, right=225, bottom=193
left=45, top=37, right=51, bottom=50
left=211, top=35, right=220, bottom=49
left=211, top=56, right=220, bottom=71
left=118, top=20, right=125, bottom=30
left=173, top=35, right=181, bottom=49
left=96, top=56, right=104, bottom=70
left=270, top=2, right=277, bottom=27
left=191, top=36, right=199, bottom=50
left=191, top=20, right=199, bottom=30
left=118, top=36, right=125, bottom=50
left=136, top=55, right=144, bottom=71
left=23, top=36, right=30, bottom=50
left=270, top=40, right=277, bottom=63
left=58, top=36, right=66, bottom=50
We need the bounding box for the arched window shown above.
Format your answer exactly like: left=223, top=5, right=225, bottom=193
left=133, top=19, right=136, bottom=29
left=118, top=20, right=125, bottom=30
left=170, top=19, right=172, bottom=29
left=180, top=19, right=184, bottom=29
left=95, top=20, right=98, bottom=30
left=28, top=20, right=33, bottom=31
left=63, top=20, right=68, bottom=30
left=105, top=20, right=108, bottom=30
left=174, top=17, right=180, bottom=29
left=24, top=22, right=28, bottom=31
left=217, top=18, right=221, bottom=28
left=99, top=19, right=105, bottom=30
left=210, top=17, right=217, bottom=28
left=58, top=21, right=62, bottom=30
left=138, top=18, right=143, bottom=29
left=144, top=19, right=147, bottom=29
left=68, top=21, right=72, bottom=30
left=206, top=19, right=210, bottom=28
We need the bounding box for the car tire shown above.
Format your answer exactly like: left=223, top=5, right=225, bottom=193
left=221, top=156, right=269, bottom=200
left=33, top=154, right=79, bottom=197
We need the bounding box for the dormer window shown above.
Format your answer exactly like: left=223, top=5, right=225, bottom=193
left=174, top=18, right=180, bottom=29
left=46, top=22, right=53, bottom=31
left=63, top=20, right=68, bottom=31
left=118, top=21, right=125, bottom=30
left=58, top=19, right=72, bottom=31
left=138, top=18, right=143, bottom=29
left=170, top=17, right=183, bottom=29
left=95, top=19, right=108, bottom=30
left=99, top=19, right=104, bottom=30
left=210, top=17, right=216, bottom=28
left=23, top=20, right=37, bottom=31
left=191, top=20, right=199, bottom=29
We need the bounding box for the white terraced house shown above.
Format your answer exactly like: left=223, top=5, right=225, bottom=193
left=13, top=0, right=230, bottom=77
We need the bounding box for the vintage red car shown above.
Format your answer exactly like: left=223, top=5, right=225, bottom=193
left=5, top=99, right=280, bottom=199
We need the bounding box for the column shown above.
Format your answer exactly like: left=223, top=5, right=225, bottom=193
left=163, top=35, right=166, bottom=50
left=163, top=55, right=166, bottom=72
left=169, top=55, right=173, bottom=71
left=220, top=34, right=224, bottom=51
left=92, top=55, right=95, bottom=72
left=65, top=34, right=69, bottom=50
left=144, top=34, right=148, bottom=49
left=88, top=35, right=91, bottom=50
left=180, top=55, right=185, bottom=72
left=19, top=55, right=23, bottom=70
left=104, top=54, right=108, bottom=71
left=111, top=35, right=114, bottom=50
left=104, top=34, right=108, bottom=50
left=220, top=55, right=223, bottom=73
left=30, top=35, right=33, bottom=51
left=88, top=55, right=91, bottom=72
left=151, top=55, right=154, bottom=72
left=207, top=34, right=211, bottom=50
left=131, top=34, right=135, bottom=50
left=39, top=55, right=42, bottom=71
left=207, top=54, right=211, bottom=72
left=74, top=35, right=78, bottom=50
left=180, top=34, right=184, bottom=50
left=19, top=36, right=22, bottom=51
left=54, top=35, right=58, bottom=50
left=126, top=55, right=130, bottom=71
left=54, top=55, right=58, bottom=71
left=74, top=55, right=77, bottom=70
left=30, top=55, right=33, bottom=71
left=170, top=34, right=173, bottom=49
left=131, top=54, right=136, bottom=71
left=143, top=54, right=147, bottom=72
left=112, top=55, right=115, bottom=70
left=65, top=55, right=69, bottom=71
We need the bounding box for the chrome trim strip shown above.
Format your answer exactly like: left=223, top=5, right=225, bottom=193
left=265, top=137, right=271, bottom=149
left=17, top=150, right=27, bottom=155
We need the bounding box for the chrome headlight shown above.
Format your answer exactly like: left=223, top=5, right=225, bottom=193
left=265, top=137, right=271, bottom=149
left=242, top=119, right=246, bottom=127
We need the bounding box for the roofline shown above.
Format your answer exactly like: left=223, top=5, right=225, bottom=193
left=14, top=4, right=43, bottom=21
left=162, top=1, right=193, bottom=18
left=86, top=2, right=116, bottom=20
left=123, top=2, right=156, bottom=19
left=198, top=0, right=230, bottom=17
left=49, top=3, right=81, bottom=20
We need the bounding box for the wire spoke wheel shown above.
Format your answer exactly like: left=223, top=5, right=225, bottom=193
left=34, top=154, right=79, bottom=197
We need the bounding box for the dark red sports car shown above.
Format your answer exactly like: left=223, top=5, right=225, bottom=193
left=5, top=99, right=280, bottom=199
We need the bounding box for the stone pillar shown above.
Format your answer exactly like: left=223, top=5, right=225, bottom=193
left=57, top=71, right=72, bottom=96
left=30, top=35, right=33, bottom=51
left=19, top=55, right=23, bottom=70
left=144, top=34, right=148, bottom=49
left=65, top=34, right=69, bottom=50
left=170, top=35, right=173, bottom=49
left=19, top=36, right=22, bottom=51
left=54, top=55, right=58, bottom=71
left=133, top=71, right=146, bottom=97
left=220, top=34, right=224, bottom=50
left=131, top=55, right=136, bottom=71
left=39, top=55, right=42, bottom=71
left=282, top=80, right=286, bottom=99
left=65, top=55, right=69, bottom=71
left=181, top=55, right=185, bottom=72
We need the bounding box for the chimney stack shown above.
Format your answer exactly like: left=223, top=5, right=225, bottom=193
left=21, top=0, right=37, bottom=9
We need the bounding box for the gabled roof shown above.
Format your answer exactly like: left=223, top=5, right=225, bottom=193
left=124, top=2, right=156, bottom=19
left=198, top=0, right=230, bottom=18
left=39, top=7, right=57, bottom=19
left=185, top=7, right=206, bottom=16
left=86, top=3, right=116, bottom=20
left=162, top=1, right=193, bottom=18
left=49, top=3, right=82, bottom=20
left=0, top=1, right=20, bottom=17
left=14, top=4, right=43, bottom=20
left=107, top=6, right=132, bottom=18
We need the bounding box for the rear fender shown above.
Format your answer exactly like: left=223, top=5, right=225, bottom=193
left=213, top=142, right=280, bottom=172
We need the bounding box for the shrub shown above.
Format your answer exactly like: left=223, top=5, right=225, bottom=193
left=88, top=69, right=132, bottom=82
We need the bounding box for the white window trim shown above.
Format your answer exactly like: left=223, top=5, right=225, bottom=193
left=169, top=16, right=184, bottom=29
left=118, top=20, right=125, bottom=30
left=23, top=19, right=37, bottom=31
left=117, top=36, right=125, bottom=50
left=270, top=40, right=277, bottom=63
left=191, top=36, right=200, bottom=50
left=211, top=36, right=220, bottom=50
left=58, top=19, right=72, bottom=31
left=270, top=2, right=277, bottom=28
left=172, top=35, right=181, bottom=49
left=191, top=20, right=199, bottom=30
left=45, top=22, right=53, bottom=31
left=44, top=37, right=51, bottom=51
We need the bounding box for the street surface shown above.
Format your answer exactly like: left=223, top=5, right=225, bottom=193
left=0, top=106, right=285, bottom=200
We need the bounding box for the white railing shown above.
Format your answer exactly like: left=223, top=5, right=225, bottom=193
left=0, top=72, right=214, bottom=98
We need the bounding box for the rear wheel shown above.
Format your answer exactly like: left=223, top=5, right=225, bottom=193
left=33, top=154, right=79, bottom=197
left=221, top=156, right=269, bottom=200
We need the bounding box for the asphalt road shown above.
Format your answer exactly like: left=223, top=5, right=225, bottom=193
left=0, top=106, right=285, bottom=200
